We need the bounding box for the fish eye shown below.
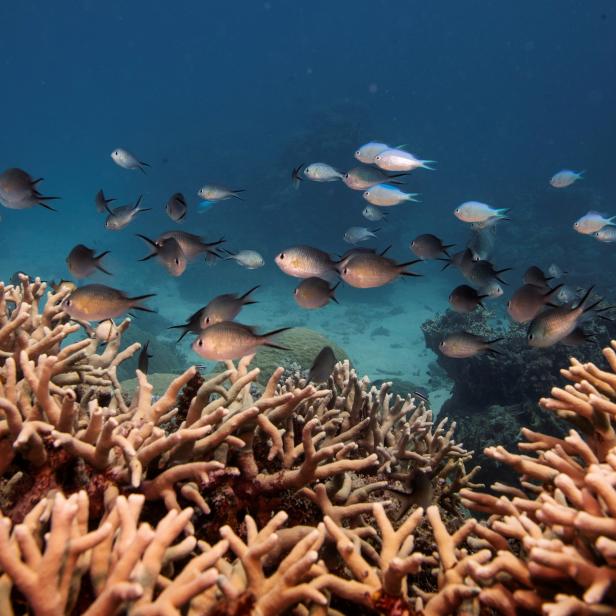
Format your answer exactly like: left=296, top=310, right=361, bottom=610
left=175, top=259, right=179, bottom=265
left=65, top=299, right=71, bottom=306
left=439, top=341, right=444, bottom=347
left=279, top=253, right=284, bottom=259
left=205, top=317, right=210, bottom=324
left=343, top=267, right=348, bottom=274
left=528, top=333, right=534, bottom=340
left=375, top=155, right=381, bottom=160
left=507, top=301, right=511, bottom=307
left=355, top=150, right=360, bottom=156
left=198, top=339, right=203, bottom=346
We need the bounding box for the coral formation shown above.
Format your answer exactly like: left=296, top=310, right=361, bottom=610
left=2, top=275, right=616, bottom=614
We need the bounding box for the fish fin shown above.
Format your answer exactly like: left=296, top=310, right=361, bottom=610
left=400, top=271, right=422, bottom=277
left=38, top=202, right=57, bottom=212
left=380, top=245, right=392, bottom=256
left=399, top=259, right=422, bottom=268
left=105, top=197, right=116, bottom=204
left=495, top=275, right=509, bottom=285
left=261, top=326, right=293, bottom=340
left=240, top=285, right=260, bottom=301
left=96, top=263, right=113, bottom=276
left=133, top=195, right=144, bottom=210
left=129, top=292, right=156, bottom=303
left=330, top=296, right=340, bottom=304
left=389, top=180, right=406, bottom=185
left=104, top=203, right=114, bottom=215
left=395, top=144, right=407, bottom=149
left=31, top=177, right=44, bottom=185
left=37, top=195, right=61, bottom=201
left=577, top=170, right=586, bottom=178
left=420, top=160, right=436, bottom=170
left=545, top=302, right=559, bottom=308
left=231, top=194, right=245, bottom=201
left=138, top=254, right=156, bottom=262
left=263, top=342, right=291, bottom=350
left=544, top=283, right=563, bottom=297
left=575, top=285, right=595, bottom=310
left=136, top=234, right=158, bottom=248
left=132, top=306, right=156, bottom=313
left=387, top=172, right=408, bottom=179
left=438, top=258, right=452, bottom=271
left=496, top=208, right=511, bottom=217
left=487, top=348, right=503, bottom=357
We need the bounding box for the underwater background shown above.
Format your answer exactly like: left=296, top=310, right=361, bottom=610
left=1, top=0, right=616, bottom=413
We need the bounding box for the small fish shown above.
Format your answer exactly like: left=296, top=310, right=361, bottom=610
left=295, top=278, right=339, bottom=309
left=192, top=322, right=291, bottom=360
left=573, top=211, right=616, bottom=235
left=479, top=281, right=504, bottom=299
left=354, top=142, right=390, bottom=164
left=61, top=284, right=155, bottom=321
left=550, top=169, right=584, bottom=188
left=363, top=184, right=419, bottom=207
left=222, top=249, right=264, bottom=269
left=439, top=332, right=502, bottom=358
left=343, top=166, right=406, bottom=191
left=467, top=260, right=511, bottom=287
left=275, top=246, right=336, bottom=279
left=95, top=189, right=115, bottom=214
left=336, top=246, right=389, bottom=270
left=523, top=266, right=552, bottom=289
left=547, top=264, right=567, bottom=279
left=292, top=163, right=304, bottom=189
left=467, top=228, right=495, bottom=262
left=110, top=148, right=150, bottom=174
left=344, top=226, right=379, bottom=244
left=439, top=248, right=475, bottom=276
left=448, top=285, right=487, bottom=313
left=303, top=163, right=343, bottom=182
left=67, top=244, right=112, bottom=279
left=165, top=192, right=187, bottom=222
left=138, top=340, right=153, bottom=374
left=137, top=235, right=187, bottom=277
left=470, top=216, right=510, bottom=231
left=507, top=284, right=563, bottom=324
left=197, top=185, right=245, bottom=201
left=527, top=287, right=601, bottom=348
left=0, top=168, right=59, bottom=211
left=307, top=346, right=337, bottom=383
left=50, top=279, right=77, bottom=293
left=555, top=285, right=577, bottom=304
left=339, top=252, right=421, bottom=288
left=104, top=196, right=151, bottom=231
left=95, top=319, right=119, bottom=343
left=410, top=234, right=454, bottom=260
left=454, top=202, right=509, bottom=224
left=593, top=226, right=616, bottom=243
left=374, top=148, right=435, bottom=172
left=156, top=231, right=224, bottom=261
left=362, top=205, right=388, bottom=222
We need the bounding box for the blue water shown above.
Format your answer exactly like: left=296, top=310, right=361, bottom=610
left=1, top=1, right=615, bottom=393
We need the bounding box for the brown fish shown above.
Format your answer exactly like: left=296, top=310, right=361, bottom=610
left=137, top=235, right=187, bottom=277
left=95, top=189, right=115, bottom=214
left=275, top=246, right=337, bottom=280
left=523, top=266, right=552, bottom=289
left=410, top=234, right=454, bottom=260
left=507, top=284, right=562, bottom=324
left=191, top=322, right=290, bottom=360
left=307, top=346, right=337, bottom=383
left=339, top=252, right=421, bottom=288
left=156, top=230, right=224, bottom=261
left=466, top=259, right=511, bottom=287
left=61, top=284, right=155, bottom=321
left=67, top=244, right=112, bottom=279
left=439, top=332, right=502, bottom=358
left=0, top=168, right=59, bottom=211
left=448, top=285, right=487, bottom=313
left=165, top=192, right=187, bottom=222
left=295, top=278, right=339, bottom=309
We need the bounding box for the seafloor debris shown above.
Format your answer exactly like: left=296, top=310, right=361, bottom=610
left=0, top=276, right=615, bottom=614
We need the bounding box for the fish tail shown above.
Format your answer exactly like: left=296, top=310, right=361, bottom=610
left=263, top=342, right=291, bottom=350
left=544, top=283, right=563, bottom=298
left=240, top=285, right=261, bottom=301
left=577, top=170, right=586, bottom=178
left=38, top=202, right=58, bottom=211
left=576, top=285, right=595, bottom=310
left=331, top=281, right=341, bottom=304
left=405, top=193, right=421, bottom=202
left=399, top=259, right=422, bottom=268
left=129, top=293, right=156, bottom=311
left=231, top=189, right=246, bottom=201
left=379, top=245, right=392, bottom=256
left=96, top=263, right=113, bottom=276
left=441, top=243, right=455, bottom=257
left=438, top=258, right=452, bottom=271
left=496, top=208, right=511, bottom=217
left=261, top=326, right=293, bottom=344
left=420, top=160, right=436, bottom=170
left=95, top=250, right=111, bottom=261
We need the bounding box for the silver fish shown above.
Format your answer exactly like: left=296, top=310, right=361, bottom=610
left=303, top=163, right=343, bottom=182
left=157, top=231, right=224, bottom=261
left=222, top=249, right=264, bottom=269
left=343, top=166, right=405, bottom=190
left=0, top=168, right=59, bottom=211
left=439, top=332, right=502, bottom=358
left=275, top=246, right=336, bottom=279
left=197, top=185, right=245, bottom=201
left=67, top=244, right=112, bottom=279
left=95, top=189, right=115, bottom=214
left=110, top=148, right=150, bottom=173
left=165, top=192, right=187, bottom=222
left=104, top=196, right=151, bottom=231
left=362, top=205, right=388, bottom=222
left=410, top=234, right=454, bottom=260
left=61, top=284, right=155, bottom=321
left=295, top=278, right=339, bottom=309
left=344, top=226, right=379, bottom=244
left=137, top=235, right=187, bottom=276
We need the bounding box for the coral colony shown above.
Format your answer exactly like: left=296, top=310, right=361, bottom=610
left=0, top=275, right=615, bottom=614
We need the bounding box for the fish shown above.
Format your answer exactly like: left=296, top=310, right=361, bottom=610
left=95, top=189, right=115, bottom=214
left=561, top=328, right=596, bottom=347
left=197, top=185, right=245, bottom=201
left=338, top=252, right=421, bottom=288
left=593, top=226, right=616, bottom=243
left=165, top=192, right=187, bottom=222
left=507, top=284, right=563, bottom=324
left=373, top=148, right=435, bottom=172
left=0, top=168, right=59, bottom=211
left=354, top=142, right=390, bottom=164
left=336, top=246, right=390, bottom=270
left=547, top=264, right=567, bottom=279
left=343, top=166, right=406, bottom=190
left=50, top=279, right=77, bottom=293
left=110, top=148, right=150, bottom=174
left=574, top=211, right=616, bottom=235
left=61, top=284, right=155, bottom=322
left=411, top=234, right=454, bottom=260
left=527, top=287, right=601, bottom=348
left=66, top=244, right=112, bottom=279
left=448, top=285, right=487, bottom=313
left=168, top=308, right=205, bottom=342
left=275, top=246, right=337, bottom=279
left=136, top=235, right=187, bottom=277
left=479, top=281, right=504, bottom=299
left=470, top=216, right=510, bottom=230
left=294, top=278, right=339, bottom=309
left=363, top=184, right=419, bottom=207
left=307, top=346, right=337, bottom=383
left=454, top=202, right=510, bottom=224
left=222, top=249, right=265, bottom=269
left=191, top=322, right=291, bottom=360
left=467, top=228, right=496, bottom=262
left=138, top=340, right=153, bottom=374
left=523, top=266, right=552, bottom=289
left=104, top=196, right=151, bottom=230
left=550, top=169, right=584, bottom=188
left=439, top=248, right=475, bottom=275
left=344, top=226, right=379, bottom=244
left=156, top=231, right=224, bottom=261
left=467, top=260, right=511, bottom=287
left=555, top=285, right=577, bottom=304
left=303, top=163, right=343, bottom=182
left=439, top=332, right=502, bottom=358
left=95, top=319, right=119, bottom=343
left=362, top=205, right=388, bottom=222
left=291, top=163, right=304, bottom=189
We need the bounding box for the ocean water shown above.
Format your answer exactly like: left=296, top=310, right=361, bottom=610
left=1, top=1, right=615, bottom=410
